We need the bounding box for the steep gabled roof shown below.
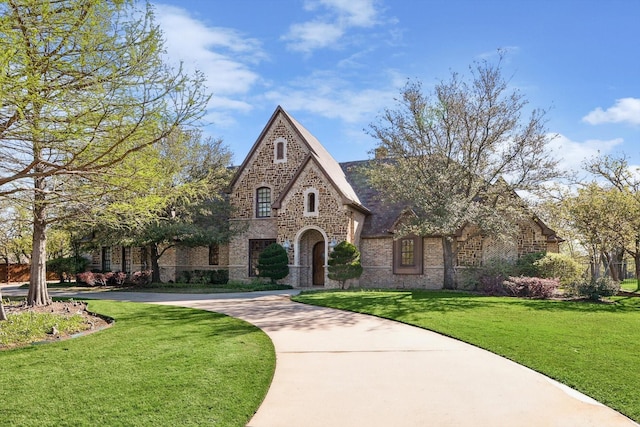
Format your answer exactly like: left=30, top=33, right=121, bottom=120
left=229, top=106, right=367, bottom=212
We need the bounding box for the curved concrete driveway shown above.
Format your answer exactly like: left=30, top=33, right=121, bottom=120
left=3, top=287, right=638, bottom=426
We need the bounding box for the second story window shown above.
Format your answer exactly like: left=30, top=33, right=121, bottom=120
left=274, top=137, right=287, bottom=163
left=304, top=188, right=319, bottom=217
left=256, top=187, right=272, bottom=218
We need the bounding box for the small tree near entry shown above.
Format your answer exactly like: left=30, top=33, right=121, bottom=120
left=257, top=244, right=289, bottom=284
left=328, top=241, right=363, bottom=289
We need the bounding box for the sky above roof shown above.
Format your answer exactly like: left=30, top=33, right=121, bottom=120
left=151, top=0, right=639, bottom=174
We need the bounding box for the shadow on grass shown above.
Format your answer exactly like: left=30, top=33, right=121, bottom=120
left=296, top=289, right=640, bottom=317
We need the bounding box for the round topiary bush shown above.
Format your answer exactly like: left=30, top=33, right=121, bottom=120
left=257, top=243, right=289, bottom=284
left=534, top=252, right=583, bottom=285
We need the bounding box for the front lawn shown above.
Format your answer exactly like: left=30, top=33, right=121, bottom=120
left=0, top=300, right=275, bottom=426
left=293, top=290, right=640, bottom=422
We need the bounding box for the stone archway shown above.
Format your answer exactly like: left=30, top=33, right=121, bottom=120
left=294, top=227, right=328, bottom=287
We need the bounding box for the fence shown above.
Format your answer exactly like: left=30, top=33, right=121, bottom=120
left=0, top=264, right=57, bottom=283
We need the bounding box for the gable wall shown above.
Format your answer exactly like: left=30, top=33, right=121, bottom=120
left=278, top=161, right=351, bottom=244
left=230, top=115, right=310, bottom=219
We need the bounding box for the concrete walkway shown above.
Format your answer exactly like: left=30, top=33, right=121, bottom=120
left=2, top=286, right=638, bottom=426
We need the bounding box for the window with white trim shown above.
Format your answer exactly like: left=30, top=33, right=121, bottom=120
left=303, top=188, right=319, bottom=217
left=274, top=137, right=287, bottom=163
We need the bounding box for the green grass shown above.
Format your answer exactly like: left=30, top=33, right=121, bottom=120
left=293, top=290, right=640, bottom=422
left=0, top=300, right=275, bottom=426
left=0, top=309, right=87, bottom=347
left=621, top=278, right=639, bottom=292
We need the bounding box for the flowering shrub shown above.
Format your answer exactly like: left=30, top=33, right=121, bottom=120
left=503, top=276, right=560, bottom=299
left=130, top=270, right=152, bottom=286
left=75, top=271, right=95, bottom=286
left=107, top=271, right=127, bottom=286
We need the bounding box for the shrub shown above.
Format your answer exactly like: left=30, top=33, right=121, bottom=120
left=534, top=253, right=582, bottom=285
left=461, top=258, right=517, bottom=294
left=177, top=270, right=192, bottom=284
left=93, top=273, right=108, bottom=286
left=327, top=241, right=363, bottom=289
left=75, top=271, right=95, bottom=286
left=570, top=277, right=620, bottom=301
left=503, top=276, right=560, bottom=299
left=47, top=256, right=90, bottom=283
left=515, top=252, right=545, bottom=277
left=107, top=271, right=127, bottom=286
left=130, top=270, right=152, bottom=286
left=257, top=243, right=289, bottom=284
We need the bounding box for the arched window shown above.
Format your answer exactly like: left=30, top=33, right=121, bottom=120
left=273, top=137, right=287, bottom=163
left=303, top=188, right=319, bottom=217
left=256, top=187, right=272, bottom=218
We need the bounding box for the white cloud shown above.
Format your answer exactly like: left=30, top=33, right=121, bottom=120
left=582, top=98, right=640, bottom=125
left=283, top=21, right=344, bottom=52
left=548, top=134, right=624, bottom=172
left=263, top=71, right=398, bottom=123
left=153, top=4, right=265, bottom=108
left=283, top=0, right=380, bottom=53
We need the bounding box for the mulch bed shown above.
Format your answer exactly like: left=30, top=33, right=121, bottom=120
left=1, top=301, right=112, bottom=348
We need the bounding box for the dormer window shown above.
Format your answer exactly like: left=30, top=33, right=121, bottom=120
left=274, top=137, right=287, bottom=164
left=303, top=188, right=319, bottom=217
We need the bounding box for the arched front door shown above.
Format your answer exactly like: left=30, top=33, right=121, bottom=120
left=312, top=241, right=325, bottom=286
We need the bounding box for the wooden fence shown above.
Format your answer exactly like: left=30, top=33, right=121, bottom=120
left=0, top=264, right=57, bottom=283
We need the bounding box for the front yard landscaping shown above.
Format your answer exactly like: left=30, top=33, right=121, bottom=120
left=0, top=300, right=274, bottom=427
left=293, top=290, right=640, bottom=422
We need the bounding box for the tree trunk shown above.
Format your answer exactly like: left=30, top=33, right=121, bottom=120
left=442, top=236, right=457, bottom=290
left=28, top=177, right=51, bottom=306
left=0, top=289, right=7, bottom=321
left=149, top=244, right=161, bottom=283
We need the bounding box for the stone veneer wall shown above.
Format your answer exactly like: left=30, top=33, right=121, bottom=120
left=231, top=117, right=311, bottom=219
left=277, top=161, right=359, bottom=287
left=359, top=236, right=444, bottom=289
left=456, top=220, right=557, bottom=267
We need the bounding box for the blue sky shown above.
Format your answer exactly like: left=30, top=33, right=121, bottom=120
left=152, top=0, right=639, bottom=173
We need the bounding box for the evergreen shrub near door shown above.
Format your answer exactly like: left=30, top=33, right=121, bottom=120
left=257, top=243, right=289, bottom=284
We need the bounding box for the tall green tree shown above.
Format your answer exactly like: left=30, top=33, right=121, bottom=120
left=328, top=241, right=363, bottom=289
left=585, top=155, right=640, bottom=288
left=564, top=183, right=625, bottom=280
left=366, top=55, right=559, bottom=289
left=0, top=0, right=209, bottom=305
left=85, top=130, right=234, bottom=283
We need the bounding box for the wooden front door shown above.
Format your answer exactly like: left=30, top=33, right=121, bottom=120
left=312, top=241, right=325, bottom=286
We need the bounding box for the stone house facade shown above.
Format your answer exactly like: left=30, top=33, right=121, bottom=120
left=91, top=106, right=561, bottom=288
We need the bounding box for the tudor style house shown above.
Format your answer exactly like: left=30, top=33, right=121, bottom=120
left=90, top=106, right=561, bottom=288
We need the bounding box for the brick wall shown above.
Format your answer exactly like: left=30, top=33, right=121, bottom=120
left=359, top=236, right=444, bottom=289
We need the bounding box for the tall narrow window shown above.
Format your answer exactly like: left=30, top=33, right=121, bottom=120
left=122, top=247, right=131, bottom=273
left=304, top=188, right=319, bottom=217
left=273, top=137, right=287, bottom=163
left=209, top=244, right=219, bottom=265
left=308, top=192, right=315, bottom=213
left=276, top=141, right=284, bottom=160
left=101, top=247, right=111, bottom=272
left=256, top=187, right=271, bottom=218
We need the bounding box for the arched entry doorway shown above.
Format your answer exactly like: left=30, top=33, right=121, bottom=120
left=294, top=227, right=328, bottom=287
left=312, top=241, right=325, bottom=286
